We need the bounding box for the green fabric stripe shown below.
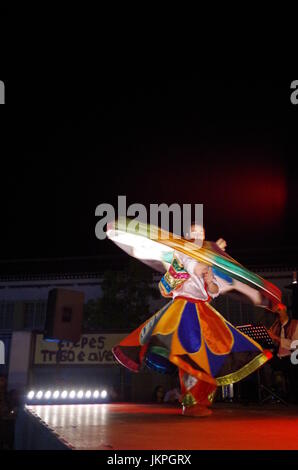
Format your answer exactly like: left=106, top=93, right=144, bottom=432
left=149, top=346, right=169, bottom=359
left=114, top=217, right=280, bottom=301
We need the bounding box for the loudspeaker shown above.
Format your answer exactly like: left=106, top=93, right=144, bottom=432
left=44, top=288, right=85, bottom=343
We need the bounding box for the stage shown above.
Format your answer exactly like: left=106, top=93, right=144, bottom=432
left=15, top=402, right=298, bottom=450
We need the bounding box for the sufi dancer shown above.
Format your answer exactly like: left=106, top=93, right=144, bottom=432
left=108, top=218, right=281, bottom=417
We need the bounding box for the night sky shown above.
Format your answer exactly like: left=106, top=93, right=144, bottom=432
left=1, top=78, right=298, bottom=265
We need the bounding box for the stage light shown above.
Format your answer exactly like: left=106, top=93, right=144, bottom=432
left=25, top=387, right=109, bottom=404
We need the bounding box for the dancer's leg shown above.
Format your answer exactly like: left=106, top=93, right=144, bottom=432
left=179, top=368, right=217, bottom=416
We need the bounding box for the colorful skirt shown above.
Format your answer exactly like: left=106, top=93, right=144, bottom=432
left=113, top=297, right=272, bottom=386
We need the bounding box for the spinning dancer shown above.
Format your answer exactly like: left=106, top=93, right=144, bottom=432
left=108, top=219, right=281, bottom=417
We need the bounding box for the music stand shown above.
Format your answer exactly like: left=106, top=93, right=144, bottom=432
left=237, top=324, right=288, bottom=406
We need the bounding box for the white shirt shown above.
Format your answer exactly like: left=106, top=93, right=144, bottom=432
left=163, top=388, right=181, bottom=403
left=278, top=319, right=298, bottom=358
left=172, top=252, right=220, bottom=301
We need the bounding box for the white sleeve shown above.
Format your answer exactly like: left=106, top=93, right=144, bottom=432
left=283, top=323, right=298, bottom=350
left=175, top=252, right=197, bottom=275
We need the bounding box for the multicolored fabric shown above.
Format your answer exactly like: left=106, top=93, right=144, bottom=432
left=112, top=297, right=272, bottom=387
left=159, top=256, right=190, bottom=298
left=107, top=218, right=282, bottom=310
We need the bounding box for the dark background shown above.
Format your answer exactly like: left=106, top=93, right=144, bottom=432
left=1, top=77, right=297, bottom=264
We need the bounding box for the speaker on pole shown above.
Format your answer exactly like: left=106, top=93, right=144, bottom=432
left=44, top=288, right=85, bottom=343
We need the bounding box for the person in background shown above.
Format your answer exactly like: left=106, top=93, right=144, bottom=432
left=152, top=385, right=165, bottom=404
left=163, top=386, right=181, bottom=404
left=268, top=303, right=298, bottom=403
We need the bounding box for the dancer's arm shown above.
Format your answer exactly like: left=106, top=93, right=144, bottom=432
left=203, top=267, right=219, bottom=295
left=216, top=238, right=227, bottom=251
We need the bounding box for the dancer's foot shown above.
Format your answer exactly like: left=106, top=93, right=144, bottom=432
left=182, top=404, right=212, bottom=417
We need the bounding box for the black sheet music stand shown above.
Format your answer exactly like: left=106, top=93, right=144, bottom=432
left=237, top=324, right=288, bottom=406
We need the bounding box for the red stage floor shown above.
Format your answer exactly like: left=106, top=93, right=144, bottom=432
left=25, top=402, right=298, bottom=450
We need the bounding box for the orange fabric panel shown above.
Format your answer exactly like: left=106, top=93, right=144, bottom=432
left=196, top=302, right=234, bottom=355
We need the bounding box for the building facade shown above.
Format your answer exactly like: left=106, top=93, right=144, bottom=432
left=0, top=256, right=296, bottom=401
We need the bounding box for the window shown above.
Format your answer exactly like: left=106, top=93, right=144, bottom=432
left=24, top=302, right=46, bottom=329
left=35, top=302, right=46, bottom=328
left=24, top=303, right=35, bottom=328
left=0, top=302, right=14, bottom=329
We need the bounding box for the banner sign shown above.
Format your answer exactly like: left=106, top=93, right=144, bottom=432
left=34, top=333, right=126, bottom=365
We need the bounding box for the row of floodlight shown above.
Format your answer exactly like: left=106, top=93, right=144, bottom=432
left=26, top=389, right=108, bottom=402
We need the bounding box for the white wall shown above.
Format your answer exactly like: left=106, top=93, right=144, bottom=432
left=8, top=331, right=33, bottom=391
